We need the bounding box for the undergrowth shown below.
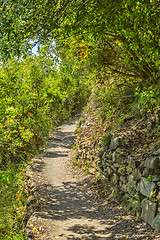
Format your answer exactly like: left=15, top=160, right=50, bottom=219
left=0, top=48, right=92, bottom=239
left=95, top=80, right=160, bottom=131
left=0, top=161, right=28, bottom=239
left=75, top=78, right=160, bottom=200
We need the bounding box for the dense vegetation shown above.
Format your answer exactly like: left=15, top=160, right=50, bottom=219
left=0, top=0, right=159, bottom=238
left=1, top=0, right=159, bottom=84
left=0, top=48, right=92, bottom=238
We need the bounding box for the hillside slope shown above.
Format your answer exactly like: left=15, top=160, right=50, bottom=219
left=74, top=84, right=160, bottom=231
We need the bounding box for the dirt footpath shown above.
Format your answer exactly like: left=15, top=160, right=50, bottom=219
left=26, top=119, right=160, bottom=240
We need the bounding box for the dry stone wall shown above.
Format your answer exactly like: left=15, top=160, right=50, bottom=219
left=75, top=116, right=160, bottom=231
left=98, top=133, right=160, bottom=231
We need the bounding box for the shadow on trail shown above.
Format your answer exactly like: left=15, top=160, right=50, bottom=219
left=34, top=178, right=152, bottom=240
left=46, top=129, right=76, bottom=151
left=29, top=119, right=154, bottom=239
left=29, top=158, right=46, bottom=173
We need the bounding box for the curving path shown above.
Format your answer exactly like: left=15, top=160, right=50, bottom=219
left=26, top=119, right=158, bottom=240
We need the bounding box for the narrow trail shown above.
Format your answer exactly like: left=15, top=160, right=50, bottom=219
left=26, top=119, right=158, bottom=240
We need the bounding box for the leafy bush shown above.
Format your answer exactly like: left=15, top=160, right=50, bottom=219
left=101, top=133, right=112, bottom=147
left=0, top=51, right=91, bottom=165
left=134, top=85, right=160, bottom=115
left=0, top=49, right=91, bottom=238
left=0, top=57, right=51, bottom=164
left=0, top=162, right=27, bottom=239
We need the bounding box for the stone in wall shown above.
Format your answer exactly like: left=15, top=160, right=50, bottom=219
left=133, top=168, right=142, bottom=180
left=141, top=198, right=157, bottom=225
left=112, top=173, right=119, bottom=186
left=153, top=149, right=160, bottom=155
left=151, top=214, right=160, bottom=231
left=121, top=183, right=128, bottom=193
left=128, top=157, right=141, bottom=169
left=110, top=135, right=120, bottom=150
left=140, top=177, right=156, bottom=198
left=152, top=176, right=160, bottom=182
left=157, top=182, right=160, bottom=187
left=95, top=128, right=160, bottom=229
left=106, top=167, right=114, bottom=176
left=144, top=156, right=160, bottom=170
left=112, top=151, right=122, bottom=164
left=126, top=175, right=138, bottom=196
left=126, top=165, right=133, bottom=173
left=120, top=175, right=127, bottom=184
left=142, top=168, right=152, bottom=178
left=157, top=192, right=160, bottom=203
left=128, top=156, right=136, bottom=168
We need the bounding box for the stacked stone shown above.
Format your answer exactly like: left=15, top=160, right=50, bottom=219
left=98, top=134, right=160, bottom=231
left=75, top=115, right=102, bottom=172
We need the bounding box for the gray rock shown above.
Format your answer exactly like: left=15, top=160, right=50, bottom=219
left=112, top=174, right=119, bottom=185
left=128, top=157, right=136, bottom=168
left=157, top=182, right=160, bottom=187
left=112, top=151, right=122, bottom=164
left=152, top=176, right=160, bottom=182
left=102, top=160, right=108, bottom=169
left=151, top=214, right=160, bottom=231
left=108, top=167, right=114, bottom=175
left=128, top=157, right=141, bottom=169
left=133, top=169, right=142, bottom=180
left=156, top=192, right=160, bottom=202
left=110, top=137, right=120, bottom=150
left=140, top=177, right=156, bottom=198
left=102, top=152, right=112, bottom=162
left=105, top=152, right=112, bottom=160
left=102, top=152, right=107, bottom=159
left=153, top=148, right=160, bottom=155
left=121, top=184, right=127, bottom=193
left=119, top=181, right=122, bottom=187
left=137, top=182, right=140, bottom=192
left=113, top=163, right=120, bottom=168
left=126, top=177, right=137, bottom=196
left=127, top=174, right=137, bottom=188
left=144, top=156, right=160, bottom=169
left=104, top=162, right=110, bottom=167
left=126, top=165, right=133, bottom=173
left=120, top=175, right=126, bottom=183
left=142, top=168, right=150, bottom=178
left=141, top=198, right=157, bottom=225
left=104, top=169, right=112, bottom=178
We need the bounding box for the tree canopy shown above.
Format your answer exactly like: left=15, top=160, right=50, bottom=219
left=0, top=0, right=159, bottom=84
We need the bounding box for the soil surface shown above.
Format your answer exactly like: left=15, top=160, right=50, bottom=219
left=26, top=119, right=160, bottom=240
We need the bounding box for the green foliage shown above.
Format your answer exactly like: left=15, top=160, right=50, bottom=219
left=149, top=189, right=157, bottom=202
left=79, top=117, right=86, bottom=126
left=0, top=56, right=51, bottom=163
left=0, top=46, right=91, bottom=238
left=1, top=0, right=159, bottom=84
left=0, top=162, right=27, bottom=239
left=0, top=48, right=91, bottom=165
left=146, top=174, right=152, bottom=183
left=126, top=195, right=141, bottom=217
left=133, top=85, right=160, bottom=115
left=0, top=1, right=159, bottom=236
left=101, top=133, right=112, bottom=147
